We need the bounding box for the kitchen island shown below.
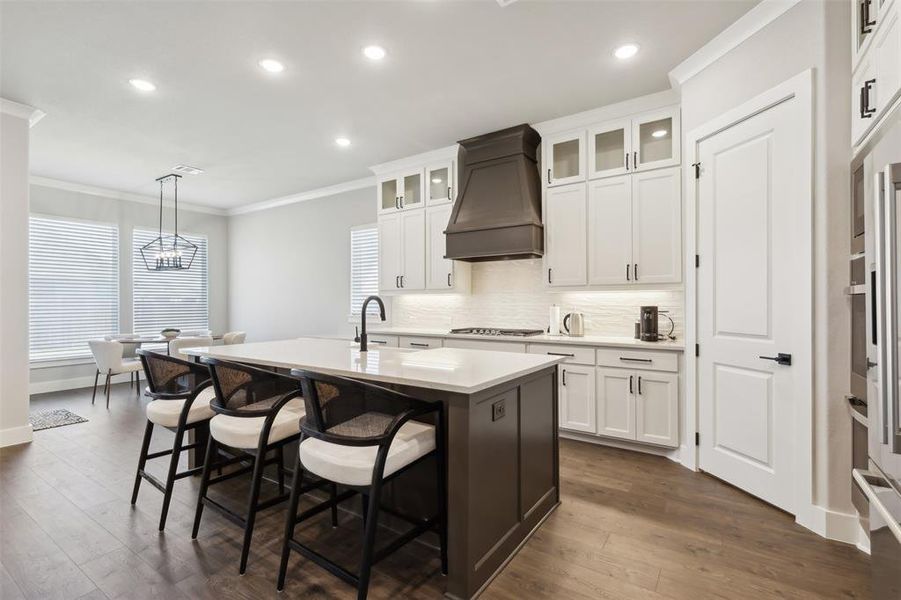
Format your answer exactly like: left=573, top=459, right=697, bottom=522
left=185, top=337, right=563, bottom=600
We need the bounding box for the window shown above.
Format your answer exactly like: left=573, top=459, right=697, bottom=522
left=349, top=224, right=379, bottom=317
left=29, top=216, right=119, bottom=362
left=133, top=229, right=209, bottom=335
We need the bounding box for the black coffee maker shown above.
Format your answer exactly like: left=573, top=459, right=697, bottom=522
left=639, top=306, right=659, bottom=342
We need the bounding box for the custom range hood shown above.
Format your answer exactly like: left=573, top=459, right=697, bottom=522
left=445, top=124, right=543, bottom=261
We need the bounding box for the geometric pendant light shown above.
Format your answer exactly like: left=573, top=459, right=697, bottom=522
left=140, top=173, right=198, bottom=271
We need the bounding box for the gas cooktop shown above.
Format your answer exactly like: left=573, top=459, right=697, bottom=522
left=450, top=327, right=544, bottom=337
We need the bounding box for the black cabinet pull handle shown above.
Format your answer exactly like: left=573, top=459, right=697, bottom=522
left=400, top=195, right=404, bottom=208
left=371, top=340, right=387, bottom=345
left=400, top=275, right=405, bottom=288
left=395, top=275, right=400, bottom=288
left=861, top=79, right=877, bottom=118
left=409, top=342, right=430, bottom=347
left=548, top=352, right=575, bottom=357
left=547, top=168, right=552, bottom=184
left=629, top=375, right=633, bottom=394
left=447, top=273, right=452, bottom=287
left=634, top=263, right=639, bottom=280
left=447, top=186, right=452, bottom=200
left=861, top=0, right=875, bottom=34
left=548, top=268, right=552, bottom=284
left=625, top=152, right=630, bottom=170
left=638, top=376, right=642, bottom=395
left=633, top=151, right=638, bottom=168
left=562, top=369, right=567, bottom=386
left=619, top=357, right=652, bottom=363
left=759, top=353, right=792, bottom=366
left=395, top=196, right=399, bottom=210
left=626, top=264, right=630, bottom=281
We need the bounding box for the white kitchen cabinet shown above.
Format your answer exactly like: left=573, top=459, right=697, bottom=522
left=587, top=118, right=631, bottom=179
left=851, top=0, right=901, bottom=147
left=377, top=169, right=425, bottom=214
left=853, top=0, right=878, bottom=66
left=596, top=368, right=635, bottom=440
left=853, top=54, right=878, bottom=145
left=559, top=364, right=596, bottom=433
left=545, top=130, right=585, bottom=187
left=634, top=371, right=679, bottom=447
left=631, top=167, right=682, bottom=284
left=426, top=162, right=454, bottom=206
left=632, top=106, right=681, bottom=173
left=379, top=210, right=425, bottom=292
left=874, top=5, right=901, bottom=114
left=587, top=176, right=632, bottom=284
left=545, top=183, right=587, bottom=286
left=443, top=338, right=527, bottom=353
left=367, top=334, right=399, bottom=348
left=426, top=204, right=469, bottom=292
left=399, top=336, right=443, bottom=349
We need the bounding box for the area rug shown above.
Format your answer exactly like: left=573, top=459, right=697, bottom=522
left=29, top=408, right=88, bottom=431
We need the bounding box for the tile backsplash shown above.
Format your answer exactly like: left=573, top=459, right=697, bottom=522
left=391, top=259, right=683, bottom=339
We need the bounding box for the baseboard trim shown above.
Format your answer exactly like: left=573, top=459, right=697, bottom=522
left=798, top=504, right=864, bottom=546
left=559, top=430, right=681, bottom=462
left=30, top=372, right=141, bottom=395
left=0, top=424, right=34, bottom=448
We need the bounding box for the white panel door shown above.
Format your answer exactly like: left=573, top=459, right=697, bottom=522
left=559, top=364, right=596, bottom=433
left=378, top=213, right=402, bottom=292
left=588, top=176, right=633, bottom=284
left=596, top=368, right=635, bottom=440
left=400, top=210, right=425, bottom=290
left=426, top=205, right=454, bottom=290
left=545, top=183, right=587, bottom=286
left=632, top=167, right=682, bottom=284
left=635, top=371, right=679, bottom=447
left=697, top=95, right=808, bottom=514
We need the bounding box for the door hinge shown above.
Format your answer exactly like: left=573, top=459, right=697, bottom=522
left=692, top=162, right=701, bottom=179
left=695, top=432, right=700, bottom=446
left=695, top=343, right=699, bottom=357
left=695, top=254, right=700, bottom=268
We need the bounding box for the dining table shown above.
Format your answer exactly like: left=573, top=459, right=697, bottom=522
left=115, top=334, right=223, bottom=355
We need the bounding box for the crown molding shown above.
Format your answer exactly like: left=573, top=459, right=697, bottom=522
left=668, top=0, right=802, bottom=89
left=227, top=175, right=375, bottom=216
left=29, top=176, right=227, bottom=216
left=0, top=98, right=46, bottom=127
left=531, top=89, right=679, bottom=136
left=369, top=145, right=458, bottom=177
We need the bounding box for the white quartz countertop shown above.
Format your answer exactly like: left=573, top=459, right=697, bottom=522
left=363, top=326, right=685, bottom=352
left=184, top=337, right=564, bottom=395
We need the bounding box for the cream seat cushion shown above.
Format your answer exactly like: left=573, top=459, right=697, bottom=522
left=298, top=418, right=436, bottom=487
left=210, top=398, right=304, bottom=449
left=146, top=387, right=216, bottom=427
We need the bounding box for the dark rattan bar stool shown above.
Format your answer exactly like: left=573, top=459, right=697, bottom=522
left=277, top=370, right=447, bottom=600
left=132, top=349, right=217, bottom=531
left=192, top=358, right=336, bottom=575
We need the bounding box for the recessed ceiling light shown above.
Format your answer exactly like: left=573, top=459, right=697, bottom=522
left=613, top=44, right=639, bottom=60
left=362, top=45, right=387, bottom=61
left=129, top=78, right=156, bottom=92
left=258, top=59, right=285, bottom=73
left=335, top=137, right=351, bottom=147
left=651, top=129, right=668, bottom=138
left=431, top=177, right=443, bottom=184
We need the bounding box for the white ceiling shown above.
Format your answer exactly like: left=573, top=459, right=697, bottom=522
left=0, top=1, right=756, bottom=210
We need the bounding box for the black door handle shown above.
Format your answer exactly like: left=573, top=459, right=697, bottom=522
left=759, top=353, right=792, bottom=366
left=562, top=369, right=567, bottom=386
left=629, top=375, right=633, bottom=394
left=547, top=168, right=552, bottom=184
left=638, top=376, right=642, bottom=395
left=625, top=152, right=630, bottom=170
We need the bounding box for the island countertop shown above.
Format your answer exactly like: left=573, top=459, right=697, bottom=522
left=183, top=336, right=564, bottom=394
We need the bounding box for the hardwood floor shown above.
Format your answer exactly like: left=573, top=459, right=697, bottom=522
left=1, top=384, right=869, bottom=599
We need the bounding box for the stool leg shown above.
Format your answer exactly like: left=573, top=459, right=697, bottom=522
left=277, top=454, right=305, bottom=591
left=436, top=413, right=448, bottom=575
left=91, top=370, right=99, bottom=405
left=158, top=424, right=186, bottom=531
left=131, top=420, right=154, bottom=504
left=239, top=449, right=267, bottom=574
left=357, top=478, right=384, bottom=600
left=192, top=437, right=217, bottom=539
left=360, top=494, right=369, bottom=531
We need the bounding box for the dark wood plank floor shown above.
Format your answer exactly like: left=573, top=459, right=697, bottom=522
left=1, top=384, right=869, bottom=599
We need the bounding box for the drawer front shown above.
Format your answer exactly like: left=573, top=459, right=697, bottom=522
left=527, top=343, right=595, bottom=365
left=596, top=347, right=678, bottom=372
left=399, top=336, right=443, bottom=350
left=444, top=338, right=527, bottom=353
left=367, top=334, right=398, bottom=348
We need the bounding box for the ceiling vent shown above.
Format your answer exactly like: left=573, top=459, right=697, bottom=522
left=171, top=164, right=204, bottom=175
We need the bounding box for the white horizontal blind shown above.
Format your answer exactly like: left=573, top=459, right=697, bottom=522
left=133, top=229, right=209, bottom=335
left=350, top=225, right=379, bottom=316
left=29, top=216, right=119, bottom=362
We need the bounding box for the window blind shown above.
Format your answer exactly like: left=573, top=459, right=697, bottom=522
left=133, top=229, right=209, bottom=335
left=29, top=216, right=119, bottom=362
left=350, top=225, right=380, bottom=316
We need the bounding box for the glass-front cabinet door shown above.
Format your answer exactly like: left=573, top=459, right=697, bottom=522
left=588, top=119, right=631, bottom=179
left=426, top=162, right=454, bottom=206
left=378, top=176, right=399, bottom=214
left=632, top=107, right=681, bottom=172
left=545, top=130, right=585, bottom=187
left=400, top=169, right=424, bottom=210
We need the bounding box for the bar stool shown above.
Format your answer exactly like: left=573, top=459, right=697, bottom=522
left=132, top=349, right=217, bottom=531
left=277, top=369, right=447, bottom=600
left=191, top=358, right=335, bottom=575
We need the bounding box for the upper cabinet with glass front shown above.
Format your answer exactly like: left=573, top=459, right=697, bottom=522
left=377, top=168, right=425, bottom=214
left=426, top=161, right=454, bottom=206
left=545, top=130, right=586, bottom=187
left=632, top=107, right=681, bottom=173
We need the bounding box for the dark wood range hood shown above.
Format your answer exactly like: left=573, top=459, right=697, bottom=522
left=445, top=124, right=543, bottom=262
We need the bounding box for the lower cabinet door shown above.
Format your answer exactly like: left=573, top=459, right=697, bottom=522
left=596, top=368, right=636, bottom=440
left=559, top=364, right=596, bottom=433
left=635, top=371, right=679, bottom=447
left=400, top=210, right=426, bottom=290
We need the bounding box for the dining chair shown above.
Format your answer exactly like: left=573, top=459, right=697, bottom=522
left=222, top=331, right=246, bottom=345
left=132, top=349, right=217, bottom=531
left=169, top=336, right=213, bottom=360
left=276, top=369, right=447, bottom=600
left=192, top=358, right=335, bottom=575
left=88, top=339, right=143, bottom=408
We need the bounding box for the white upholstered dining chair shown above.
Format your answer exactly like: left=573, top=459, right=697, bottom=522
left=222, top=331, right=246, bottom=345
left=88, top=339, right=143, bottom=408
left=169, top=336, right=213, bottom=360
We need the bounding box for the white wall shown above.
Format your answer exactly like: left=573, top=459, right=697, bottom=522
left=0, top=110, right=34, bottom=446
left=679, top=0, right=852, bottom=518
left=28, top=183, right=229, bottom=391
left=227, top=186, right=376, bottom=341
